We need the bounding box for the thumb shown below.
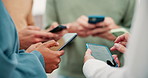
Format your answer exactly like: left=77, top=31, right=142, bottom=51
left=114, top=43, right=126, bottom=53
left=43, top=40, right=59, bottom=48
left=85, top=49, right=92, bottom=56
left=51, top=22, right=59, bottom=28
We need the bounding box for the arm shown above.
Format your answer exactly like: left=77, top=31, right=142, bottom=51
left=83, top=49, right=125, bottom=78
left=0, top=49, right=47, bottom=78
left=27, top=0, right=35, bottom=26
left=83, top=59, right=126, bottom=78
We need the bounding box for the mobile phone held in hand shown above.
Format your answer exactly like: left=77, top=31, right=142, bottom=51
left=50, top=33, right=77, bottom=51
left=49, top=25, right=67, bottom=33
left=88, top=15, right=105, bottom=24
left=86, top=43, right=118, bottom=67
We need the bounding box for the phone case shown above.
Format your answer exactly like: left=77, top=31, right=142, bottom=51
left=49, top=25, right=67, bottom=33
left=88, top=15, right=105, bottom=24
left=86, top=43, right=118, bottom=67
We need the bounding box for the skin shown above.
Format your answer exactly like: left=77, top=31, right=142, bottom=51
left=66, top=15, right=119, bottom=40
left=110, top=33, right=129, bottom=53
left=84, top=49, right=120, bottom=67
left=84, top=33, right=130, bottom=66
left=19, top=26, right=61, bottom=49
left=26, top=40, right=64, bottom=73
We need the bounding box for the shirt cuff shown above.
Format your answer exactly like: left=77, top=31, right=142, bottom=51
left=30, top=50, right=45, bottom=68
left=83, top=59, right=109, bottom=78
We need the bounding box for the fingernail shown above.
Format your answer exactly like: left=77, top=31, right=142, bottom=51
left=114, top=43, right=120, bottom=48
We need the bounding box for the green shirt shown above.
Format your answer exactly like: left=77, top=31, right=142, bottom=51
left=44, top=0, right=135, bottom=78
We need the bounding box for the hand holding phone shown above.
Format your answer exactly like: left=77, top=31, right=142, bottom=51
left=50, top=33, right=77, bottom=51
left=49, top=25, right=67, bottom=33
left=88, top=15, right=105, bottom=24
left=86, top=43, right=118, bottom=67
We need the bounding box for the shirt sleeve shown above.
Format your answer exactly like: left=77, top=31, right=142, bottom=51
left=83, top=59, right=126, bottom=78
left=0, top=49, right=47, bottom=78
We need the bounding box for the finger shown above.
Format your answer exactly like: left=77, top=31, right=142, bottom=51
left=79, top=15, right=88, bottom=21
left=27, top=26, right=41, bottom=31
left=84, top=49, right=94, bottom=63
left=95, top=18, right=109, bottom=27
left=114, top=43, right=126, bottom=53
left=78, top=31, right=89, bottom=37
left=85, top=49, right=92, bottom=56
left=51, top=22, right=59, bottom=26
left=49, top=22, right=59, bottom=30
left=77, top=16, right=96, bottom=29
left=112, top=55, right=120, bottom=67
left=32, top=38, right=48, bottom=43
left=93, top=32, right=116, bottom=41
left=87, top=27, right=110, bottom=35
left=56, top=50, right=65, bottom=56
left=110, top=46, right=116, bottom=51
left=119, top=42, right=127, bottom=46
left=43, top=40, right=59, bottom=48
left=114, top=33, right=128, bottom=43
left=33, top=42, right=43, bottom=47
left=34, top=31, right=58, bottom=39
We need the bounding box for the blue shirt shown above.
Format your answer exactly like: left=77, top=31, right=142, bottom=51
left=0, top=0, right=47, bottom=78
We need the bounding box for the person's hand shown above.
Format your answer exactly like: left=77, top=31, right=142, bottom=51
left=19, top=26, right=59, bottom=49
left=84, top=49, right=95, bottom=63
left=110, top=33, right=129, bottom=53
left=47, top=22, right=68, bottom=37
left=87, top=17, right=120, bottom=41
left=67, top=15, right=96, bottom=37
left=26, top=42, right=42, bottom=53
left=26, top=40, right=64, bottom=73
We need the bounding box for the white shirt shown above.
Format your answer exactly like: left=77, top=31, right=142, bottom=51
left=83, top=0, right=148, bottom=78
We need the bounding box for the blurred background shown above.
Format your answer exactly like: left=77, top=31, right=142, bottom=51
left=32, top=0, right=46, bottom=28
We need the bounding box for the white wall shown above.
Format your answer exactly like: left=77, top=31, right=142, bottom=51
left=32, top=0, right=46, bottom=28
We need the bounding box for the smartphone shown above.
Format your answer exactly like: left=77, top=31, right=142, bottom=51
left=88, top=15, right=105, bottom=24
left=50, top=33, right=77, bottom=51
left=86, top=43, right=118, bottom=67
left=49, top=25, right=67, bottom=33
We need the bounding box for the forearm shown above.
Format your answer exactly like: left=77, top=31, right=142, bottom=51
left=83, top=59, right=126, bottom=78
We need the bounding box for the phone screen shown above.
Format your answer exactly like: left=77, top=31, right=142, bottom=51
left=86, top=43, right=118, bottom=67
left=50, top=33, right=77, bottom=51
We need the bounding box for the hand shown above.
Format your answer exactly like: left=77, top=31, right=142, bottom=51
left=19, top=26, right=59, bottom=49
left=26, top=42, right=42, bottom=53
left=67, top=15, right=96, bottom=37
left=110, top=33, right=129, bottom=53
left=26, top=40, right=64, bottom=73
left=47, top=22, right=68, bottom=38
left=87, top=17, right=120, bottom=40
left=84, top=49, right=95, bottom=63
left=111, top=43, right=127, bottom=53
left=92, top=31, right=116, bottom=41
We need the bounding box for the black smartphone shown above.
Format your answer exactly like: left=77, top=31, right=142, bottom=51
left=49, top=25, right=67, bottom=33
left=86, top=43, right=118, bottom=67
left=88, top=15, right=105, bottom=24
left=50, top=33, right=77, bottom=51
